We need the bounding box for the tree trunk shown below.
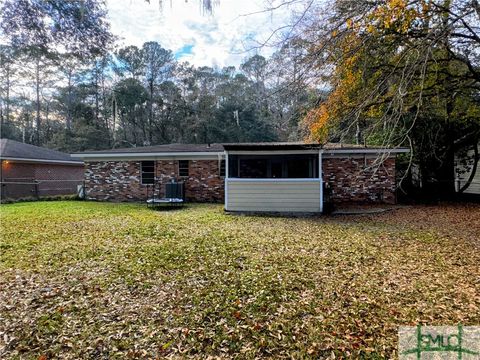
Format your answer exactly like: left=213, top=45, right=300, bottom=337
left=66, top=71, right=72, bottom=131
left=45, top=101, right=50, bottom=142
left=35, top=59, right=41, bottom=145
left=436, top=0, right=456, bottom=197
left=149, top=79, right=154, bottom=144
left=5, top=65, right=10, bottom=126
left=112, top=97, right=117, bottom=145
left=94, top=67, right=99, bottom=126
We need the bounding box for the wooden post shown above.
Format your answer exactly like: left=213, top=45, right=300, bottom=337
left=34, top=180, right=39, bottom=200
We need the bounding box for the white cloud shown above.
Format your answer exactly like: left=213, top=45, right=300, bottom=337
left=106, top=0, right=293, bottom=68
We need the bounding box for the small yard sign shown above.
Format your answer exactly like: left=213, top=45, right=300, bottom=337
left=399, top=325, right=480, bottom=359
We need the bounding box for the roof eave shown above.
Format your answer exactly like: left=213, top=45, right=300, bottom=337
left=1, top=156, right=84, bottom=165
left=72, top=151, right=225, bottom=159
left=323, top=148, right=410, bottom=154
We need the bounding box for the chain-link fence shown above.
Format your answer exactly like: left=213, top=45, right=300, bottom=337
left=1, top=178, right=84, bottom=201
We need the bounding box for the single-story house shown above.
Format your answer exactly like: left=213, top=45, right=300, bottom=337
left=73, top=142, right=408, bottom=213
left=0, top=139, right=84, bottom=200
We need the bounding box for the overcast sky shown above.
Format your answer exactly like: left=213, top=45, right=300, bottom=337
left=106, top=0, right=292, bottom=68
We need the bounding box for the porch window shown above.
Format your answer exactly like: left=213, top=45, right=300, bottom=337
left=179, top=160, right=189, bottom=177
left=141, top=161, right=155, bottom=184
left=240, top=159, right=268, bottom=178
left=228, top=154, right=319, bottom=178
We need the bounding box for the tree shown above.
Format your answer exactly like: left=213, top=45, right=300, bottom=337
left=57, top=54, right=86, bottom=132
left=0, top=0, right=114, bottom=58
left=114, top=46, right=144, bottom=80
left=17, top=49, right=59, bottom=145
left=113, top=78, right=149, bottom=146
left=88, top=55, right=113, bottom=139
left=286, top=0, right=480, bottom=196
left=142, top=42, right=174, bottom=144
left=0, top=45, right=17, bottom=129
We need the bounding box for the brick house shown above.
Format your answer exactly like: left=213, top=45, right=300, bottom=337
left=73, top=142, right=408, bottom=213
left=0, top=139, right=84, bottom=200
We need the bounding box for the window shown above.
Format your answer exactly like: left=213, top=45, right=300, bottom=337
left=286, top=158, right=313, bottom=178
left=240, top=159, right=268, bottom=178
left=228, top=154, right=318, bottom=179
left=271, top=160, right=282, bottom=178
left=220, top=160, right=226, bottom=177
left=179, top=160, right=189, bottom=177
left=141, top=161, right=155, bottom=184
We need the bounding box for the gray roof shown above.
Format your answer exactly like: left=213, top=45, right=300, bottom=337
left=0, top=139, right=82, bottom=163
left=73, top=143, right=224, bottom=154
left=223, top=142, right=322, bottom=151
left=73, top=142, right=409, bottom=156
left=223, top=142, right=411, bottom=151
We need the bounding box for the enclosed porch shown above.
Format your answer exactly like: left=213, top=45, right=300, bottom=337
left=224, top=143, right=323, bottom=213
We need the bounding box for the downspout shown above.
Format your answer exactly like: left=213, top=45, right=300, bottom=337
left=319, top=150, right=323, bottom=213
left=224, top=150, right=229, bottom=211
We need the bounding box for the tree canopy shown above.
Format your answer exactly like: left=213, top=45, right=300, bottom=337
left=0, top=0, right=114, bottom=58
left=1, top=0, right=478, bottom=197
left=285, top=0, right=480, bottom=194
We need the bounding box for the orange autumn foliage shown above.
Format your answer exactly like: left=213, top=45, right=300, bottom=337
left=303, top=0, right=431, bottom=142
left=303, top=33, right=363, bottom=142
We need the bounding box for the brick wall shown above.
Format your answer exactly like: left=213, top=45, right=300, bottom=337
left=183, top=160, right=224, bottom=202
left=84, top=157, right=396, bottom=204
left=84, top=160, right=224, bottom=202
left=322, top=157, right=396, bottom=204
left=1, top=161, right=35, bottom=179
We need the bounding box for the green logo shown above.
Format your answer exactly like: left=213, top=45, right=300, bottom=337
left=399, top=325, right=480, bottom=359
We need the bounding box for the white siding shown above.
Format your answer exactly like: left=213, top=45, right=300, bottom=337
left=226, top=179, right=321, bottom=212
left=455, top=146, right=480, bottom=194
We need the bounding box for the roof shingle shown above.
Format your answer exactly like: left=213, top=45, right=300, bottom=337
left=0, top=139, right=82, bottom=163
left=73, top=142, right=408, bottom=155
left=73, top=143, right=224, bottom=154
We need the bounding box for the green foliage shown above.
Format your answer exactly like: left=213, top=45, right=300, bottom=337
left=0, top=0, right=114, bottom=58
left=300, top=0, right=480, bottom=194
left=1, top=39, right=316, bottom=152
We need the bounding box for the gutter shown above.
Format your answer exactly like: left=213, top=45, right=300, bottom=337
left=72, top=152, right=225, bottom=159
left=1, top=157, right=83, bottom=165
left=323, top=148, right=410, bottom=155
left=72, top=148, right=409, bottom=160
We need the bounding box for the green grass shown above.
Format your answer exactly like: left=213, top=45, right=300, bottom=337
left=0, top=201, right=479, bottom=359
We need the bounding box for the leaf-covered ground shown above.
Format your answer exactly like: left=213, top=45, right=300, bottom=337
left=0, top=201, right=479, bottom=359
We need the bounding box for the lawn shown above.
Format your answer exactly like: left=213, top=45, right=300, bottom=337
left=0, top=201, right=479, bottom=359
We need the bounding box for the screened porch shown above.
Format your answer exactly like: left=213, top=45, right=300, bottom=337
left=224, top=150, right=323, bottom=213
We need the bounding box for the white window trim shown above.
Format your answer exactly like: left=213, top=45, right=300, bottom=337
left=225, top=178, right=321, bottom=183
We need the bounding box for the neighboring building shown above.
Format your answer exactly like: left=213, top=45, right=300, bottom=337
left=455, top=144, right=480, bottom=195
left=73, top=142, right=408, bottom=213
left=0, top=139, right=84, bottom=200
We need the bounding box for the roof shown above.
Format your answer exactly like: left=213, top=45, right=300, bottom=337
left=72, top=141, right=409, bottom=159
left=222, top=142, right=322, bottom=151
left=0, top=139, right=83, bottom=164
left=73, top=143, right=224, bottom=154
left=223, top=142, right=409, bottom=152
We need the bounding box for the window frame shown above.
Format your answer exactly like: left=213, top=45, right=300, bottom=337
left=178, top=160, right=189, bottom=177
left=140, top=160, right=155, bottom=185
left=228, top=154, right=319, bottom=179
